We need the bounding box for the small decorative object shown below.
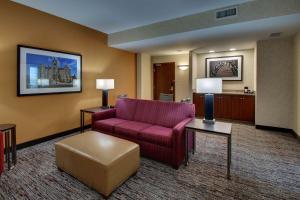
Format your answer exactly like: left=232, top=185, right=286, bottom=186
left=206, top=55, right=243, bottom=81
left=96, top=79, right=114, bottom=109
left=196, top=78, right=222, bottom=124
left=178, top=65, right=189, bottom=71
left=244, top=86, right=248, bottom=93
left=17, top=45, right=82, bottom=96
left=117, top=94, right=128, bottom=99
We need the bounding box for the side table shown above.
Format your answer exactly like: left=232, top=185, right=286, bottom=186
left=0, top=124, right=17, bottom=170
left=80, top=107, right=112, bottom=133
left=185, top=119, right=232, bottom=179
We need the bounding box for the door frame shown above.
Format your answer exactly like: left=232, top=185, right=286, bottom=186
left=153, top=62, right=175, bottom=101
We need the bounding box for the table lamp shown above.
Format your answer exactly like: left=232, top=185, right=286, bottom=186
left=96, top=79, right=114, bottom=109
left=196, top=78, right=222, bottom=124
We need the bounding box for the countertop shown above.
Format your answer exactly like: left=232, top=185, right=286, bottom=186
left=193, top=90, right=255, bottom=96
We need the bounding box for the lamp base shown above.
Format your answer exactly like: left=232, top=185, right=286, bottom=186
left=202, top=118, right=215, bottom=124
left=101, top=90, right=109, bottom=108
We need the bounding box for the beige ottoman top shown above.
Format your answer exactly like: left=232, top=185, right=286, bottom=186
left=56, top=131, right=139, bottom=166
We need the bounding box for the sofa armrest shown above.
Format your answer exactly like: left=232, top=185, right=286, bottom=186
left=91, top=109, right=116, bottom=127
left=173, top=118, right=193, bottom=134
left=172, top=118, right=193, bottom=168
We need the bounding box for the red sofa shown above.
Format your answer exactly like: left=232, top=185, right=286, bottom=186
left=92, top=98, right=195, bottom=168
left=0, top=131, right=3, bottom=176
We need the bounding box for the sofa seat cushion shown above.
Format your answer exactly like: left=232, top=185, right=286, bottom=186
left=94, top=118, right=128, bottom=132
left=139, top=126, right=173, bottom=147
left=115, top=121, right=152, bottom=139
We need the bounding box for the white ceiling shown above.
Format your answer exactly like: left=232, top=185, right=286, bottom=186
left=12, top=0, right=249, bottom=34
left=11, top=0, right=300, bottom=55
left=111, top=14, right=300, bottom=55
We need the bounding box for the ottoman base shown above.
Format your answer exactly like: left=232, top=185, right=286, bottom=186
left=55, top=131, right=140, bottom=197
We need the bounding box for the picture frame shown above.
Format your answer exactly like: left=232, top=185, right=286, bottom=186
left=205, top=55, right=243, bottom=81
left=17, top=45, right=82, bottom=96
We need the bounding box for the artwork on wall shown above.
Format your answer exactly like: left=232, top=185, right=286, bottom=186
left=205, top=55, right=243, bottom=81
left=17, top=45, right=82, bottom=96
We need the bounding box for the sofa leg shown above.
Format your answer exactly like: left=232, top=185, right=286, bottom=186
left=172, top=165, right=179, bottom=170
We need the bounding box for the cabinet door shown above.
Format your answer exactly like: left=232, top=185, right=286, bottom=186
left=214, top=95, right=222, bottom=118
left=242, top=96, right=255, bottom=122
left=193, top=93, right=204, bottom=117
left=220, top=95, right=232, bottom=119
left=231, top=95, right=243, bottom=120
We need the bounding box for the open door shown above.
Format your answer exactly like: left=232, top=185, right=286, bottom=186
left=153, top=62, right=175, bottom=101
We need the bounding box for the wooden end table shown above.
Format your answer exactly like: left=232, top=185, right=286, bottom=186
left=185, top=119, right=232, bottom=179
left=80, top=107, right=112, bottom=133
left=0, top=124, right=17, bottom=170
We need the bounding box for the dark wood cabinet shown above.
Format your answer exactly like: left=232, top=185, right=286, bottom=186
left=193, top=93, right=255, bottom=123
left=193, top=93, right=204, bottom=117
left=214, top=94, right=232, bottom=119
left=242, top=95, right=255, bottom=122
left=231, top=95, right=244, bottom=120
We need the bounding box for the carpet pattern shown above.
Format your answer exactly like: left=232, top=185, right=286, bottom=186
left=0, top=123, right=299, bottom=200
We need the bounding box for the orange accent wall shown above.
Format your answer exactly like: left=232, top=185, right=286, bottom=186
left=0, top=0, right=136, bottom=144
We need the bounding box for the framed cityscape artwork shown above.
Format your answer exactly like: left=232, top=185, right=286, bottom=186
left=205, top=55, right=243, bottom=81
left=17, top=45, right=82, bottom=96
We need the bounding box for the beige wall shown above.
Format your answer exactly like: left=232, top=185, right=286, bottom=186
left=293, top=32, right=300, bottom=136
left=256, top=37, right=293, bottom=129
left=137, top=53, right=152, bottom=99
left=0, top=0, right=136, bottom=144
left=151, top=54, right=190, bottom=102
left=196, top=49, right=255, bottom=91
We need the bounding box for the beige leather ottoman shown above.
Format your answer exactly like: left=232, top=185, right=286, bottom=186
left=55, top=131, right=140, bottom=197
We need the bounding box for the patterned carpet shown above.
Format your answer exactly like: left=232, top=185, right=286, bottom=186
left=0, top=123, right=299, bottom=200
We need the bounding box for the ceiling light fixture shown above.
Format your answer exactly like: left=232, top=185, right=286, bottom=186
left=229, top=48, right=236, bottom=51
left=209, top=50, right=215, bottom=53
left=178, top=65, right=189, bottom=71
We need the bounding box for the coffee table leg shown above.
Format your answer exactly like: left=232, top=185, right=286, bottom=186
left=4, top=132, right=7, bottom=163
left=12, top=127, right=17, bottom=165
left=185, top=129, right=189, bottom=166
left=82, top=112, right=85, bottom=132
left=5, top=131, right=10, bottom=170
left=192, top=131, right=196, bottom=154
left=227, top=135, right=231, bottom=179
left=80, top=111, right=84, bottom=133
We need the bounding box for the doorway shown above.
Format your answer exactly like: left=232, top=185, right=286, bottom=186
left=153, top=62, right=175, bottom=101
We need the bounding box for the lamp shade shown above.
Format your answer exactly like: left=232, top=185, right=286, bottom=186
left=196, top=78, right=222, bottom=94
left=96, top=79, right=114, bottom=90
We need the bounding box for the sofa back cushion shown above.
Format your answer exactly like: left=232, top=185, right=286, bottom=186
left=155, top=101, right=195, bottom=128
left=134, top=99, right=195, bottom=128
left=115, top=98, right=137, bottom=120
left=133, top=100, right=159, bottom=125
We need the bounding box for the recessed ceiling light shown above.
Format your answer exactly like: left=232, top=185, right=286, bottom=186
left=229, top=48, right=236, bottom=51
left=209, top=50, right=215, bottom=53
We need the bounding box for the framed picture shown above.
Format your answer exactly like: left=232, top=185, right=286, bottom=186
left=17, top=45, right=82, bottom=96
left=205, top=55, right=243, bottom=81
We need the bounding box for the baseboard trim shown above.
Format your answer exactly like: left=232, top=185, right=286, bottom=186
left=291, top=130, right=300, bottom=141
left=256, top=125, right=300, bottom=141
left=16, top=125, right=91, bottom=150
left=255, top=125, right=292, bottom=133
